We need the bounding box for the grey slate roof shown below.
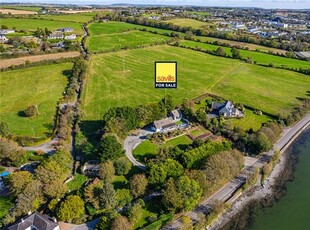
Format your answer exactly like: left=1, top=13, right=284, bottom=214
left=7, top=212, right=59, bottom=230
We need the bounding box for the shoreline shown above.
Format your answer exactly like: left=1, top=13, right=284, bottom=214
left=210, top=125, right=310, bottom=230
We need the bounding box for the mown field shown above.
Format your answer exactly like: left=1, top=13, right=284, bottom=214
left=0, top=5, right=41, bottom=12
left=133, top=135, right=192, bottom=163
left=88, top=22, right=184, bottom=36
left=165, top=18, right=214, bottom=29
left=83, top=45, right=310, bottom=122
left=227, top=109, right=271, bottom=131
left=193, top=35, right=287, bottom=54
left=179, top=40, right=310, bottom=70
left=0, top=18, right=83, bottom=34
left=37, top=13, right=97, bottom=23
left=0, top=62, right=72, bottom=137
left=87, top=30, right=171, bottom=53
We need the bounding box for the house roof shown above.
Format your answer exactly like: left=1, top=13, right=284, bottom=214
left=154, top=117, right=174, bottom=130
left=7, top=212, right=58, bottom=230
left=171, top=109, right=181, bottom=118
left=211, top=102, right=223, bottom=110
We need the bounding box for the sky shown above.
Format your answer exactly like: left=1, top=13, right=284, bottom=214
left=1, top=0, right=310, bottom=9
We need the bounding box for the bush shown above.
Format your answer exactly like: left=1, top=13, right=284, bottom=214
left=24, top=105, right=38, bottom=117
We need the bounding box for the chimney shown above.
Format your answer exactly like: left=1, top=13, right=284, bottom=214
left=52, top=217, right=57, bottom=223
left=21, top=219, right=24, bottom=223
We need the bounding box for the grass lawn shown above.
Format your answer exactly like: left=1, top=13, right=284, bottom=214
left=133, top=135, right=192, bottom=163
left=0, top=18, right=83, bottom=34
left=0, top=5, right=42, bottom=12
left=163, top=135, right=192, bottom=148
left=165, top=18, right=214, bottom=29
left=86, top=30, right=170, bottom=53
left=179, top=40, right=310, bottom=70
left=190, top=129, right=204, bottom=137
left=226, top=109, right=271, bottom=131
left=132, top=140, right=158, bottom=163
left=83, top=46, right=310, bottom=123
left=88, top=22, right=184, bottom=37
left=67, top=174, right=87, bottom=191
left=37, top=13, right=96, bottom=23
left=193, top=35, right=287, bottom=54
left=0, top=62, right=72, bottom=138
left=0, top=196, right=13, bottom=219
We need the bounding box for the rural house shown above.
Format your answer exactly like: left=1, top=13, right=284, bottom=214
left=48, top=32, right=64, bottom=40
left=65, top=34, right=77, bottom=40
left=153, top=110, right=187, bottom=132
left=56, top=28, right=74, bottom=32
left=7, top=212, right=60, bottom=230
left=0, top=35, right=8, bottom=43
left=211, top=101, right=244, bottom=118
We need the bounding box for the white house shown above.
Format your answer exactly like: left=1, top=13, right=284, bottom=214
left=0, top=35, right=8, bottom=43
left=65, top=34, right=76, bottom=40
left=56, top=27, right=74, bottom=33
left=48, top=32, right=64, bottom=40
left=0, top=29, right=15, bottom=34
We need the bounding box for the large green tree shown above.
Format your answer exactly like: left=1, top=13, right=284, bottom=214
left=129, top=174, right=148, bottom=198
left=163, top=176, right=202, bottom=212
left=99, top=135, right=123, bottom=162
left=100, top=182, right=117, bottom=210
left=57, top=195, right=85, bottom=223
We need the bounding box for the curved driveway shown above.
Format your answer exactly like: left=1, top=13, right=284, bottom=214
left=123, top=128, right=154, bottom=170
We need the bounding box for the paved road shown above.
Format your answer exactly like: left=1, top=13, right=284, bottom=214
left=123, top=128, right=154, bottom=170
left=163, top=114, right=310, bottom=230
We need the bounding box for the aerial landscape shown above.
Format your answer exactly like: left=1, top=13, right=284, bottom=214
left=0, top=0, right=309, bottom=229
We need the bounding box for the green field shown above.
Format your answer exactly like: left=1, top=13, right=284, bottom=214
left=226, top=109, right=271, bottom=131
left=37, top=13, right=96, bottom=23
left=83, top=46, right=310, bottom=122
left=187, top=11, right=211, bottom=16
left=0, top=18, right=83, bottom=34
left=0, top=63, right=72, bottom=137
left=87, top=30, right=170, bottom=53
left=179, top=40, right=310, bottom=70
left=165, top=18, right=214, bottom=29
left=133, top=135, right=192, bottom=163
left=133, top=140, right=158, bottom=163
left=88, top=22, right=184, bottom=37
left=193, top=35, right=287, bottom=54
left=0, top=5, right=42, bottom=12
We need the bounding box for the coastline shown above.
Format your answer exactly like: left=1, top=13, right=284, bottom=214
left=210, top=126, right=310, bottom=230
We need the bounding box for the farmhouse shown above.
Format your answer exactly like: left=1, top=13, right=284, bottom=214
left=0, top=35, right=8, bottom=43
left=48, top=32, right=64, bottom=40
left=7, top=212, right=60, bottom=230
left=56, top=28, right=74, bottom=32
left=211, top=101, right=244, bottom=118
left=65, top=34, right=77, bottom=40
left=0, top=29, right=15, bottom=34
left=153, top=109, right=186, bottom=132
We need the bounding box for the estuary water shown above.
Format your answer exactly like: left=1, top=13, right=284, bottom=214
left=250, top=128, right=310, bottom=230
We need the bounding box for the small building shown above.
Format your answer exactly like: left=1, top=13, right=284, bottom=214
left=170, top=109, right=182, bottom=120
left=48, top=32, right=64, bottom=40
left=0, top=35, right=8, bottom=43
left=64, top=34, right=76, bottom=40
left=0, top=29, right=15, bottom=35
left=153, top=117, right=177, bottom=133
left=211, top=101, right=244, bottom=118
left=7, top=212, right=60, bottom=230
left=56, top=28, right=74, bottom=33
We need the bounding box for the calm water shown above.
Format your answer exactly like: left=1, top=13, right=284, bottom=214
left=250, top=128, right=310, bottom=230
